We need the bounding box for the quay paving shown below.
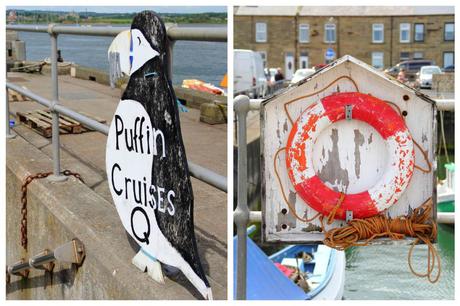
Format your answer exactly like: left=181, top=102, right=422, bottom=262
left=7, top=72, right=227, bottom=299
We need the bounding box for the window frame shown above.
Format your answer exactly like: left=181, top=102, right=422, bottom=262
left=444, top=22, right=454, bottom=41
left=400, top=23, right=411, bottom=43
left=372, top=23, right=384, bottom=43
left=255, top=22, right=267, bottom=43
left=443, top=51, right=454, bottom=68
left=400, top=51, right=410, bottom=61
left=299, top=24, right=310, bottom=43
left=371, top=52, right=384, bottom=69
left=413, top=51, right=424, bottom=60
left=414, top=23, right=425, bottom=42
left=324, top=23, right=336, bottom=43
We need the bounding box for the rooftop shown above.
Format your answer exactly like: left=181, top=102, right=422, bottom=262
left=234, top=6, right=454, bottom=17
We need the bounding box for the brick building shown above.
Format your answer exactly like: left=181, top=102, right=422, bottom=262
left=234, top=6, right=454, bottom=79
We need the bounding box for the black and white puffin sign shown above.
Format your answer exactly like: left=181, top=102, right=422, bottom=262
left=105, top=11, right=211, bottom=299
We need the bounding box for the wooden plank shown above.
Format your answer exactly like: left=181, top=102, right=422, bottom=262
left=35, top=110, right=83, bottom=134
left=17, top=111, right=52, bottom=138
left=17, top=109, right=108, bottom=137
left=8, top=89, right=31, bottom=102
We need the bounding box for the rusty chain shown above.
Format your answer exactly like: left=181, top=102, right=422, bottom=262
left=20, top=170, right=84, bottom=251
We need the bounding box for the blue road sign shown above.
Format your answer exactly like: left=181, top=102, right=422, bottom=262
left=325, top=48, right=335, bottom=60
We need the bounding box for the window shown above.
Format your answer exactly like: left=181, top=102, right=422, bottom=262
left=443, top=52, right=454, bottom=68
left=299, top=24, right=310, bottom=43
left=400, top=52, right=410, bottom=61
left=444, top=23, right=454, bottom=41
left=255, top=22, right=267, bottom=42
left=258, top=51, right=267, bottom=68
left=413, top=51, right=424, bottom=59
left=400, top=23, right=410, bottom=43
left=372, top=52, right=384, bottom=69
left=414, top=23, right=424, bottom=42
left=372, top=24, right=384, bottom=43
left=324, top=24, right=336, bottom=43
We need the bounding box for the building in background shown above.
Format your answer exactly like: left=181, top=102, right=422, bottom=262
left=234, top=6, right=454, bottom=79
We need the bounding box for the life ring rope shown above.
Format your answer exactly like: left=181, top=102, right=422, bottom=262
left=284, top=75, right=360, bottom=125
left=273, top=147, right=321, bottom=223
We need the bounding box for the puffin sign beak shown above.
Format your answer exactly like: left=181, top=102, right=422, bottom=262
left=130, top=29, right=160, bottom=75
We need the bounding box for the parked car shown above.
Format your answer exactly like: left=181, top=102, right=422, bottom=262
left=290, top=68, right=316, bottom=85
left=384, top=60, right=434, bottom=82
left=415, top=65, right=443, bottom=89
left=443, top=65, right=455, bottom=73
left=234, top=49, right=268, bottom=97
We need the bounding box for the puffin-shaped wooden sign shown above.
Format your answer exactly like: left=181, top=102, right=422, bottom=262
left=105, top=11, right=212, bottom=299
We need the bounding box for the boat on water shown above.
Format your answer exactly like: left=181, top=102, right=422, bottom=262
left=233, top=226, right=346, bottom=300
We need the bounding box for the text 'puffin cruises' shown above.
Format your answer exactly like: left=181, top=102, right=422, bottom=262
left=109, top=113, right=176, bottom=216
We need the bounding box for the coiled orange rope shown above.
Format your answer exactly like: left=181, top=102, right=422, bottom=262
left=323, top=198, right=440, bottom=283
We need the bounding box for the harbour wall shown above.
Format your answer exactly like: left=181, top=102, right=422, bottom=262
left=6, top=135, right=201, bottom=299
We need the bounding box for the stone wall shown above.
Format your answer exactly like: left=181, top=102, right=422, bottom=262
left=235, top=14, right=454, bottom=70
left=433, top=72, right=454, bottom=93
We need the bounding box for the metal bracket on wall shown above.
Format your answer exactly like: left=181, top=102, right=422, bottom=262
left=346, top=210, right=353, bottom=222
left=6, top=239, right=85, bottom=283
left=345, top=104, right=353, bottom=120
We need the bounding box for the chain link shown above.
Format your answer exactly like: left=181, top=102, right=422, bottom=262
left=20, top=170, right=84, bottom=251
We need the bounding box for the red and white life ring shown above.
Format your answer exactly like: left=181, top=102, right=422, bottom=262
left=286, top=92, right=415, bottom=220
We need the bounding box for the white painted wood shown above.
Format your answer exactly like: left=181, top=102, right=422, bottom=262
left=261, top=55, right=436, bottom=243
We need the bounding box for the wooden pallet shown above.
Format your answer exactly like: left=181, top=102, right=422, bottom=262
left=8, top=88, right=31, bottom=102
left=16, top=110, right=106, bottom=138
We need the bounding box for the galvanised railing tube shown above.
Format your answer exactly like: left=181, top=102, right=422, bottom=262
left=48, top=27, right=66, bottom=181
left=7, top=81, right=228, bottom=192
left=5, top=24, right=228, bottom=42
left=167, top=39, right=176, bottom=83
left=233, top=95, right=251, bottom=300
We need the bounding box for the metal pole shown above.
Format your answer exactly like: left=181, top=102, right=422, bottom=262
left=48, top=29, right=66, bottom=181
left=233, top=95, right=250, bottom=300
left=167, top=39, right=176, bottom=83
left=6, top=24, right=227, bottom=42
left=6, top=88, right=15, bottom=139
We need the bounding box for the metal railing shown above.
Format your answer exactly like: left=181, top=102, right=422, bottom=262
left=6, top=24, right=227, bottom=192
left=233, top=94, right=454, bottom=299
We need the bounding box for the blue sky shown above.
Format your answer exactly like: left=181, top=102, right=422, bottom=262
left=7, top=6, right=227, bottom=14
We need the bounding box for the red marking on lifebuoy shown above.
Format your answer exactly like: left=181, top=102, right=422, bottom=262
left=286, top=92, right=415, bottom=220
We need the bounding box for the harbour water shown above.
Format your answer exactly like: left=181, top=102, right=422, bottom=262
left=255, top=221, right=454, bottom=299
left=18, top=24, right=227, bottom=86
left=344, top=224, right=454, bottom=300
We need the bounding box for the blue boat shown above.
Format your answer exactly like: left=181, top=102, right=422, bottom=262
left=234, top=226, right=346, bottom=300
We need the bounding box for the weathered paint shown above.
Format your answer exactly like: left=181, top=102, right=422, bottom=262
left=261, top=55, right=436, bottom=243
left=285, top=92, right=414, bottom=220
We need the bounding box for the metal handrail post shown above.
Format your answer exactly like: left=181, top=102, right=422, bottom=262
left=48, top=28, right=66, bottom=181
left=6, top=88, right=15, bottom=139
left=233, top=95, right=251, bottom=300
left=168, top=39, right=176, bottom=83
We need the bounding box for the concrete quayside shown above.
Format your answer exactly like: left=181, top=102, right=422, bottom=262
left=6, top=71, right=227, bottom=299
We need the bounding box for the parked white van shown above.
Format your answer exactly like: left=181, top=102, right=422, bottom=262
left=234, top=49, right=267, bottom=97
